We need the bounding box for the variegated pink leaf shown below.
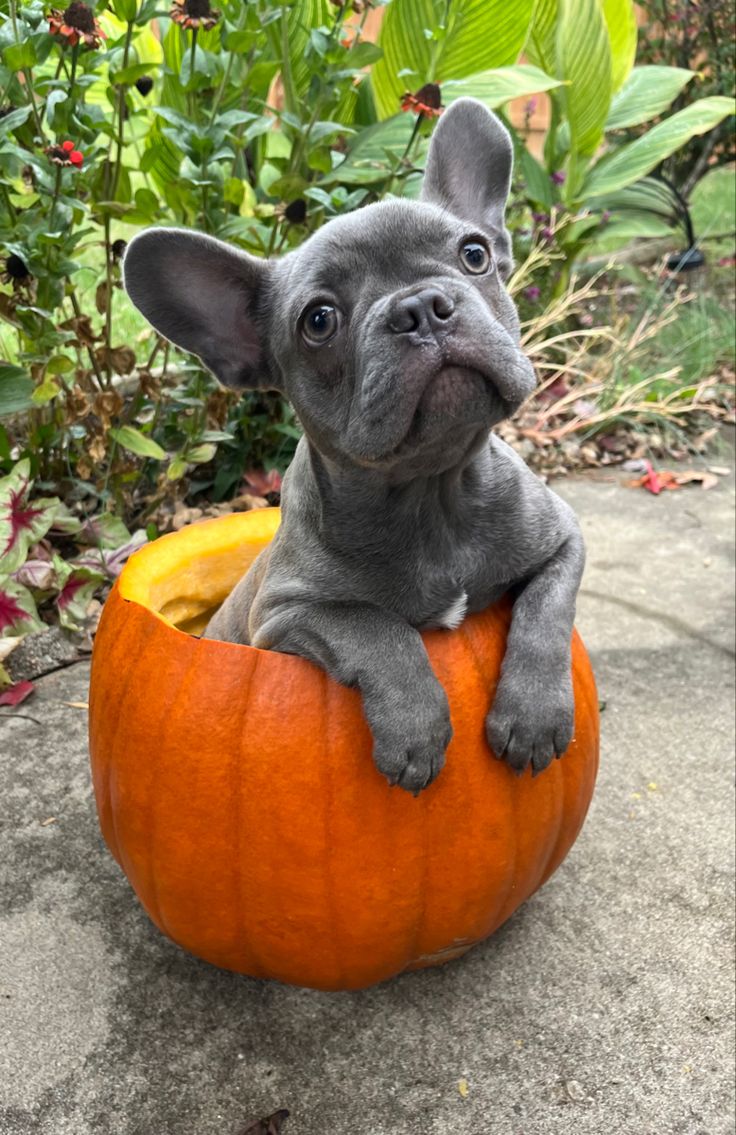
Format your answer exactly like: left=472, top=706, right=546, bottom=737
left=13, top=559, right=57, bottom=591
left=0, top=460, right=59, bottom=574
left=73, top=531, right=147, bottom=578
left=56, top=566, right=105, bottom=632
left=0, top=577, right=45, bottom=638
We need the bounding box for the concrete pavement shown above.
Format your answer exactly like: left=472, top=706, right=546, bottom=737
left=1, top=464, right=734, bottom=1135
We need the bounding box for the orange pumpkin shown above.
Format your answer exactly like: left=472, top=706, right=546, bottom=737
left=88, top=508, right=599, bottom=991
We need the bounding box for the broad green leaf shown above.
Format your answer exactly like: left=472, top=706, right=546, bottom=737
left=590, top=176, right=684, bottom=222
left=585, top=96, right=736, bottom=197
left=526, top=0, right=558, bottom=75
left=441, top=1, right=535, bottom=79
left=0, top=367, right=34, bottom=417
left=600, top=0, right=637, bottom=93
left=287, top=0, right=335, bottom=100
left=371, top=0, right=535, bottom=119
left=46, top=355, right=74, bottom=376
left=519, top=147, right=553, bottom=207
left=0, top=105, right=33, bottom=136
left=443, top=64, right=563, bottom=109
left=110, top=62, right=156, bottom=85
left=370, top=0, right=436, bottom=119
left=606, top=66, right=696, bottom=130
left=166, top=455, right=188, bottom=481
left=324, top=113, right=416, bottom=185
left=187, top=443, right=217, bottom=464
left=109, top=426, right=167, bottom=461
left=557, top=0, right=611, bottom=161
left=31, top=376, right=62, bottom=405
left=110, top=0, right=138, bottom=20
left=44, top=89, right=68, bottom=130
left=2, top=41, right=37, bottom=72
left=594, top=214, right=675, bottom=242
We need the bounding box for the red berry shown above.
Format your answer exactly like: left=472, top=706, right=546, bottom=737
left=61, top=140, right=75, bottom=152
left=69, top=150, right=83, bottom=167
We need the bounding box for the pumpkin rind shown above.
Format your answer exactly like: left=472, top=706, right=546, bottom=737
left=88, top=509, right=599, bottom=991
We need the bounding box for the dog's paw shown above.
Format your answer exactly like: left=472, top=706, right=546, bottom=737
left=369, top=692, right=452, bottom=795
left=486, top=672, right=574, bottom=775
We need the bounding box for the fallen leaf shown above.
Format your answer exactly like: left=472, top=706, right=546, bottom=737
left=0, top=680, right=35, bottom=707
left=627, top=461, right=682, bottom=494
left=237, top=1109, right=290, bottom=1135
left=673, top=470, right=719, bottom=491
left=40, top=817, right=56, bottom=826
left=458, top=1078, right=469, bottom=1098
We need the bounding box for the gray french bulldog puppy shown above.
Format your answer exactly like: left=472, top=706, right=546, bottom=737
left=123, top=98, right=585, bottom=795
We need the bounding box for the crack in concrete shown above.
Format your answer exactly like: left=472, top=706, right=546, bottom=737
left=580, top=587, right=735, bottom=659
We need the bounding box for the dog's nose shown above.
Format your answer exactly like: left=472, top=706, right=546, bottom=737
left=388, top=288, right=455, bottom=337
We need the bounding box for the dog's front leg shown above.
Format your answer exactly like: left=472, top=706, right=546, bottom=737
left=486, top=522, right=585, bottom=775
left=252, top=601, right=452, bottom=793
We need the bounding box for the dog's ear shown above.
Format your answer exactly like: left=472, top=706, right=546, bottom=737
left=422, top=98, right=514, bottom=279
left=123, top=228, right=278, bottom=390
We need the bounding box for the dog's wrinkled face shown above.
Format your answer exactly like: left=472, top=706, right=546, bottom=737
left=123, top=99, right=536, bottom=478
left=268, top=199, right=533, bottom=473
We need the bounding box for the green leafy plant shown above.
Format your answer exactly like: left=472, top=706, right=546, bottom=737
left=0, top=0, right=562, bottom=532
left=634, top=0, right=735, bottom=195
left=514, top=0, right=734, bottom=281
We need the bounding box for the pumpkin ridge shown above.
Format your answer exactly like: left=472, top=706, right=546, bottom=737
left=541, top=639, right=599, bottom=887
left=450, top=614, right=520, bottom=940
left=408, top=641, right=453, bottom=970
left=96, top=601, right=159, bottom=889
left=144, top=643, right=204, bottom=945
left=491, top=763, right=520, bottom=931
left=88, top=588, right=125, bottom=862
left=537, top=758, right=567, bottom=899
left=233, top=649, right=265, bottom=977
left=320, top=670, right=346, bottom=988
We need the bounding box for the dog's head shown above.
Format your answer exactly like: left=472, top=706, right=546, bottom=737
left=124, top=99, right=535, bottom=478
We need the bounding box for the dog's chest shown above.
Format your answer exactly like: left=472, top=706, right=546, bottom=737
left=429, top=590, right=468, bottom=630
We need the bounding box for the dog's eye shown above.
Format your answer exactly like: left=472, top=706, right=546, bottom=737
left=460, top=240, right=491, bottom=275
left=301, top=303, right=339, bottom=345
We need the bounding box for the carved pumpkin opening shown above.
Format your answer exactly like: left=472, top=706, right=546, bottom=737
left=119, top=508, right=281, bottom=636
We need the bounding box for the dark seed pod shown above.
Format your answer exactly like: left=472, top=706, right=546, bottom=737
left=4, top=254, right=31, bottom=281
left=284, top=198, right=307, bottom=224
